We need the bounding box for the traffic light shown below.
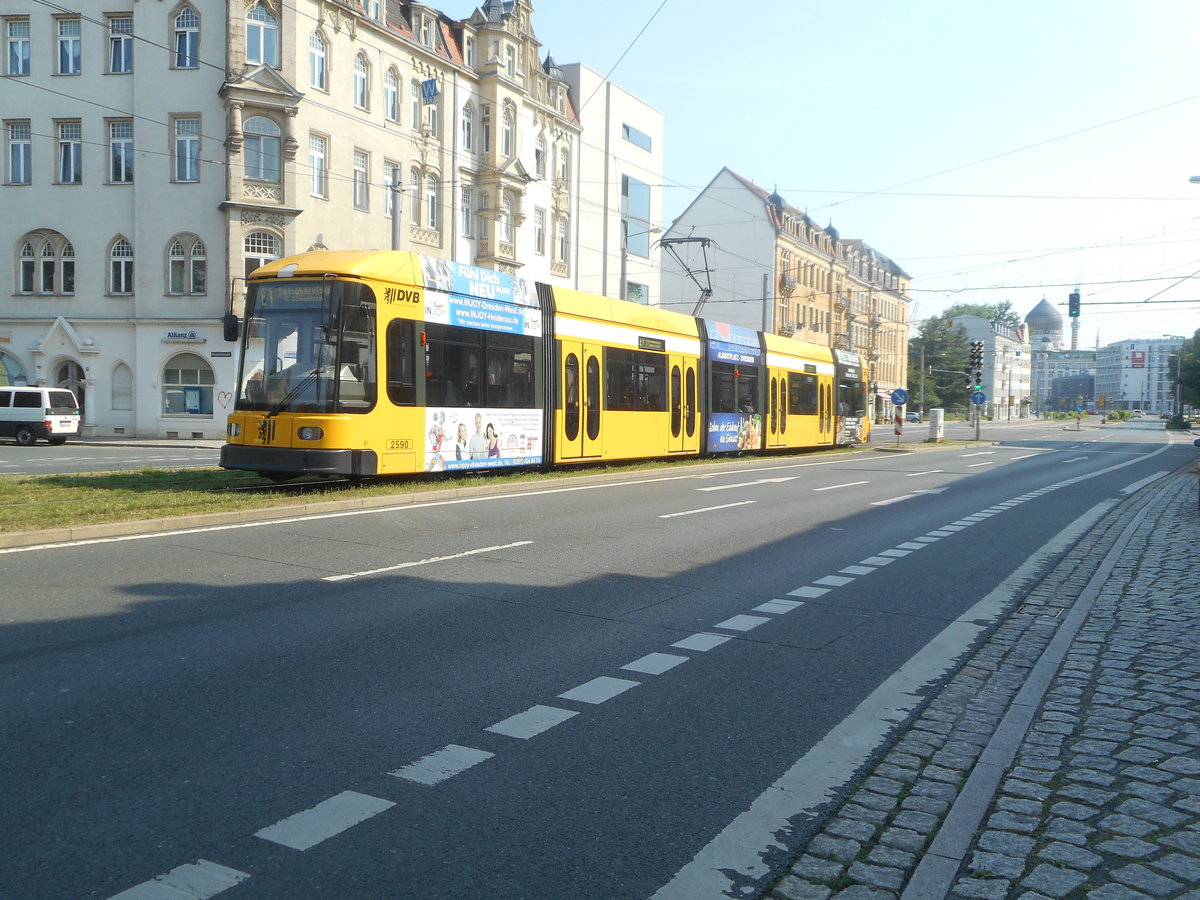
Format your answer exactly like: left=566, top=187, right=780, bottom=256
left=1068, top=292, right=1081, bottom=317
left=968, top=341, right=984, bottom=391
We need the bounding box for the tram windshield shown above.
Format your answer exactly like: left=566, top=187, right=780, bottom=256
left=235, top=278, right=377, bottom=413
left=837, top=380, right=867, bottom=418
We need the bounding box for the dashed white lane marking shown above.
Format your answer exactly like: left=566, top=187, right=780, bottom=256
left=878, top=548, right=912, bottom=558
left=896, top=542, right=928, bottom=551
left=254, top=791, right=395, bottom=851
left=390, top=744, right=495, bottom=785
left=959, top=451, right=995, bottom=457
left=659, top=501, right=756, bottom=519
left=622, top=652, right=690, bottom=675
left=966, top=461, right=994, bottom=467
left=322, top=541, right=533, bottom=582
left=787, top=586, right=831, bottom=599
left=108, top=859, right=250, bottom=899
left=486, top=705, right=579, bottom=739
left=814, top=575, right=854, bottom=587
left=697, top=477, right=799, bottom=492
left=859, top=556, right=895, bottom=567
left=559, top=676, right=640, bottom=704
left=753, top=599, right=804, bottom=614
left=839, top=565, right=875, bottom=577
left=1063, top=456, right=1089, bottom=463
left=713, top=614, right=771, bottom=632
left=672, top=633, right=732, bottom=652
left=905, top=470, right=944, bottom=477
left=812, top=481, right=870, bottom=492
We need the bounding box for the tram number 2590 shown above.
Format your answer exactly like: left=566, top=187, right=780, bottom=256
left=386, top=439, right=412, bottom=451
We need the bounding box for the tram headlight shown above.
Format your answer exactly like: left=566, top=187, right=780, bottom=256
left=227, top=422, right=241, bottom=437
left=297, top=426, right=324, bottom=441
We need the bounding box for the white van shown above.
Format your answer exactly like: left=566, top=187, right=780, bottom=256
left=0, top=386, right=81, bottom=445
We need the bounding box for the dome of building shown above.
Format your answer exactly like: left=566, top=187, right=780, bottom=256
left=1025, top=297, right=1063, bottom=331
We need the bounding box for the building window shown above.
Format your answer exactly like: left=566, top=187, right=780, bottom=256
left=461, top=185, right=473, bottom=237
left=109, top=120, right=133, bottom=183
left=409, top=167, right=420, bottom=225
left=461, top=103, right=474, bottom=151
left=425, top=174, right=438, bottom=230
left=504, top=44, right=515, bottom=78
left=384, top=68, right=399, bottom=121
left=621, top=174, right=652, bottom=256
left=14, top=233, right=74, bottom=295
left=622, top=123, right=652, bottom=151
left=7, top=18, right=30, bottom=76
left=501, top=105, right=515, bottom=158
left=40, top=244, right=57, bottom=293
left=243, top=116, right=280, bottom=182
left=109, top=238, right=134, bottom=294
left=481, top=104, right=490, bottom=153
left=112, top=363, right=134, bottom=410
left=168, top=237, right=206, bottom=295
left=6, top=121, right=31, bottom=184
left=246, top=3, right=279, bottom=67
left=477, top=191, right=489, bottom=239
left=353, top=54, right=369, bottom=110
left=498, top=193, right=512, bottom=243
left=174, top=8, right=199, bottom=68
left=308, top=134, right=327, bottom=197
left=162, top=352, right=215, bottom=416
left=535, top=134, right=546, bottom=178
left=625, top=281, right=647, bottom=305
left=557, top=146, right=569, bottom=183
left=410, top=80, right=421, bottom=129
left=555, top=214, right=569, bottom=263
left=109, top=16, right=133, bottom=73
left=534, top=208, right=545, bottom=255
left=57, top=18, right=81, bottom=75
left=57, top=121, right=82, bottom=183
left=464, top=35, right=475, bottom=68
left=308, top=32, right=326, bottom=90
left=19, top=242, right=35, bottom=293
left=244, top=231, right=280, bottom=277
left=173, top=117, right=200, bottom=182
left=353, top=150, right=368, bottom=210
left=364, top=0, right=381, bottom=20
left=383, top=160, right=398, bottom=217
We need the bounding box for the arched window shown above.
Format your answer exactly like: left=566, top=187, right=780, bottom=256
left=174, top=7, right=199, bottom=68
left=353, top=53, right=369, bottom=110
left=162, top=351, right=215, bottom=416
left=425, top=175, right=439, bottom=230
left=384, top=68, right=399, bottom=121
left=112, top=363, right=133, bottom=411
left=501, top=104, right=515, bottom=158
left=0, top=351, right=30, bottom=386
left=308, top=32, right=326, bottom=90
left=555, top=215, right=569, bottom=262
left=461, top=103, right=475, bottom=151
left=246, top=3, right=279, bottom=67
left=243, top=231, right=280, bottom=278
left=243, top=116, right=280, bottom=182
left=168, top=236, right=206, bottom=294
left=110, top=238, right=134, bottom=294
left=16, top=232, right=74, bottom=295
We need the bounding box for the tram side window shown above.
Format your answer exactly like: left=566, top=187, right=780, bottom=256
left=385, top=319, right=416, bottom=405
left=337, top=299, right=377, bottom=409
left=484, top=333, right=536, bottom=408
left=789, top=373, right=819, bottom=416
left=425, top=323, right=483, bottom=407
left=711, top=361, right=757, bottom=414
left=605, top=348, right=667, bottom=411
left=838, top=381, right=866, bottom=417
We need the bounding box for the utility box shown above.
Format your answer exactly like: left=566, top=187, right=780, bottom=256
left=928, top=408, right=945, bottom=442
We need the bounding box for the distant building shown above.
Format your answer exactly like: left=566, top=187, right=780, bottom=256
left=1048, top=374, right=1095, bottom=412
left=953, top=315, right=1032, bottom=419
left=660, top=168, right=910, bottom=419
left=1025, top=298, right=1095, bottom=413
left=1095, top=337, right=1184, bottom=413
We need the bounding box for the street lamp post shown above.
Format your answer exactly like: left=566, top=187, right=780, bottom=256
left=619, top=225, right=661, bottom=303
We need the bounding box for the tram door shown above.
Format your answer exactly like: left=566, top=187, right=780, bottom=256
left=817, top=378, right=834, bottom=445
left=766, top=372, right=787, bottom=449
left=560, top=341, right=602, bottom=460
left=668, top=357, right=698, bottom=453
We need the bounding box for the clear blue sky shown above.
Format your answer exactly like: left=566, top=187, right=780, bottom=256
left=457, top=1, right=1200, bottom=346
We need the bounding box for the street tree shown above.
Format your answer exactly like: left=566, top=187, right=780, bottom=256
left=908, top=316, right=971, bottom=410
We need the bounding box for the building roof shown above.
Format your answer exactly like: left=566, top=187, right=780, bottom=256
left=1025, top=297, right=1063, bottom=331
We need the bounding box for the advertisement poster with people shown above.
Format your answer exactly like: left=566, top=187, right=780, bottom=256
left=704, top=320, right=764, bottom=452
left=425, top=408, right=543, bottom=473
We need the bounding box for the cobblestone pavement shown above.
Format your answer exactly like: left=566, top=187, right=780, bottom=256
left=766, top=465, right=1200, bottom=900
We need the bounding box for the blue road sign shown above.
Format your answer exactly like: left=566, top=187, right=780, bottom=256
left=971, top=390, right=986, bottom=405
left=891, top=388, right=909, bottom=406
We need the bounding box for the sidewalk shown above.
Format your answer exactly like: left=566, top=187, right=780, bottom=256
left=766, top=465, right=1200, bottom=900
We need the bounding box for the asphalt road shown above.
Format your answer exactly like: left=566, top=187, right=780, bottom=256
left=1, top=419, right=1191, bottom=899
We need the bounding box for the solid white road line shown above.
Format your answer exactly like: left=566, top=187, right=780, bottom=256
left=1121, top=471, right=1169, bottom=494
left=322, top=541, right=533, bottom=582
left=485, top=705, right=579, bottom=740
left=254, top=791, right=395, bottom=851
left=109, top=859, right=250, bottom=899
left=390, top=744, right=495, bottom=785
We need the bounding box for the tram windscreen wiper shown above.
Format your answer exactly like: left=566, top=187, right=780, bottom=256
left=266, top=365, right=325, bottom=417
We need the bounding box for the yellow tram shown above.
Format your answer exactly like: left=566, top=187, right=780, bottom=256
left=220, top=250, right=869, bottom=480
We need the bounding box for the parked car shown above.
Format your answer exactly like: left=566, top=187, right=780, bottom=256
left=905, top=411, right=922, bottom=423
left=0, top=386, right=81, bottom=445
